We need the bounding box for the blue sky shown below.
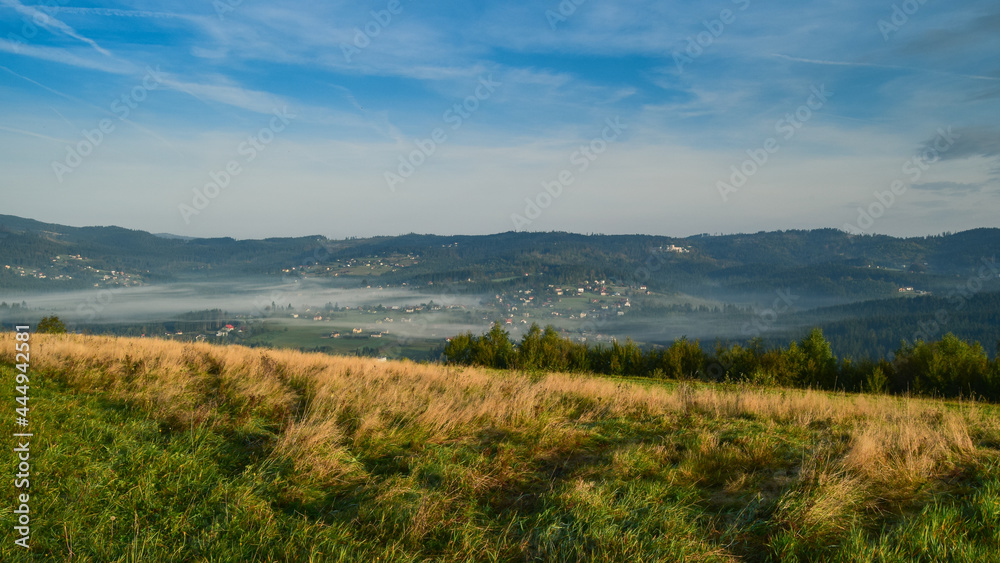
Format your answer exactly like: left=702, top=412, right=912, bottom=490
left=1, top=0, right=998, bottom=239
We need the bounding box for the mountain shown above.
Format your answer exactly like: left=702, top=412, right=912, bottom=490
left=152, top=232, right=197, bottom=241
left=2, top=214, right=997, bottom=302
left=2, top=215, right=999, bottom=360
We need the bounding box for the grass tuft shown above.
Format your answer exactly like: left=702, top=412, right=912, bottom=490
left=1, top=333, right=998, bottom=561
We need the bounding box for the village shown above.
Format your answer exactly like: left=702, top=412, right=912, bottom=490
left=3, top=254, right=144, bottom=288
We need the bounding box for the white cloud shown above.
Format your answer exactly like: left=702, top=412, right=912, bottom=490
left=0, top=40, right=131, bottom=73
left=0, top=0, right=112, bottom=56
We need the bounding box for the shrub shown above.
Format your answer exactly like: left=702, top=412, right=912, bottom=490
left=37, top=315, right=67, bottom=334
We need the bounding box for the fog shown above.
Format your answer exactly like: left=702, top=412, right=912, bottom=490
left=11, top=277, right=486, bottom=324
left=6, top=276, right=839, bottom=347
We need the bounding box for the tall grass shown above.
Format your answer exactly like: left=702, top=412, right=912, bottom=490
left=2, top=333, right=998, bottom=561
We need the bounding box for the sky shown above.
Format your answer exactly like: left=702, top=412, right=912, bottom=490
left=0, top=0, right=998, bottom=240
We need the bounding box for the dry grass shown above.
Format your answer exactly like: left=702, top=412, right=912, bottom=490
left=841, top=408, right=974, bottom=487
left=4, top=333, right=987, bottom=489
left=5, top=333, right=998, bottom=561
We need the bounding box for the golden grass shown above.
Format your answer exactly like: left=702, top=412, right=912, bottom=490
left=3, top=333, right=992, bottom=502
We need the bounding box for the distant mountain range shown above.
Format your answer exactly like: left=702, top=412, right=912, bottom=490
left=3, top=215, right=999, bottom=359
left=2, top=214, right=997, bottom=303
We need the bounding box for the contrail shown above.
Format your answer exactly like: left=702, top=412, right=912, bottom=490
left=772, top=54, right=1000, bottom=82
left=1, top=0, right=113, bottom=57
left=0, top=125, right=71, bottom=143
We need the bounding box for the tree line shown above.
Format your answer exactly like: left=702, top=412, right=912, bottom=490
left=444, top=322, right=1000, bottom=401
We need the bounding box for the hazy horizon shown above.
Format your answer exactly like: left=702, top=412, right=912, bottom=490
left=4, top=211, right=996, bottom=242
left=1, top=1, right=997, bottom=240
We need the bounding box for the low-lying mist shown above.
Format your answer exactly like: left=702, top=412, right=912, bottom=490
left=9, top=277, right=486, bottom=324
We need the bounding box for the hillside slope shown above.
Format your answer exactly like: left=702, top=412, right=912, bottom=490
left=2, top=334, right=999, bottom=561
left=3, top=214, right=999, bottom=301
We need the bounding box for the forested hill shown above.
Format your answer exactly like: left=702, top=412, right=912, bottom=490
left=1, top=214, right=997, bottom=304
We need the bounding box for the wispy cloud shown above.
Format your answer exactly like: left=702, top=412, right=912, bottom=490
left=0, top=65, right=117, bottom=108
left=771, top=54, right=1000, bottom=81
left=0, top=125, right=71, bottom=143
left=32, top=7, right=188, bottom=19
left=0, top=0, right=996, bottom=238
left=158, top=76, right=291, bottom=115
left=923, top=127, right=1000, bottom=161
left=0, top=0, right=112, bottom=56
left=910, top=181, right=984, bottom=193
left=0, top=40, right=130, bottom=73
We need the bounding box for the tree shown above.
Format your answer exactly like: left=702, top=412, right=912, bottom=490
left=894, top=333, right=990, bottom=397
left=799, top=328, right=838, bottom=389
left=443, top=332, right=475, bottom=365
left=660, top=337, right=705, bottom=380
left=715, top=339, right=764, bottom=382
left=607, top=338, right=642, bottom=376
left=540, top=325, right=570, bottom=371
left=37, top=315, right=67, bottom=334
left=518, top=323, right=544, bottom=370
left=473, top=321, right=515, bottom=369
left=866, top=365, right=889, bottom=394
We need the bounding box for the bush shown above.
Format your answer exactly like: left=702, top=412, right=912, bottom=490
left=893, top=333, right=991, bottom=398
left=446, top=324, right=1000, bottom=402
left=37, top=315, right=67, bottom=334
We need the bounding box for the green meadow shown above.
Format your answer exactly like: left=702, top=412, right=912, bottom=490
left=2, top=334, right=998, bottom=561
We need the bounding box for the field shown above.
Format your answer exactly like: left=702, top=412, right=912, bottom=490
left=242, top=312, right=478, bottom=360
left=2, top=333, right=999, bottom=561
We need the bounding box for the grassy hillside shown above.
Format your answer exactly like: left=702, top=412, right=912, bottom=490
left=2, top=334, right=999, bottom=561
